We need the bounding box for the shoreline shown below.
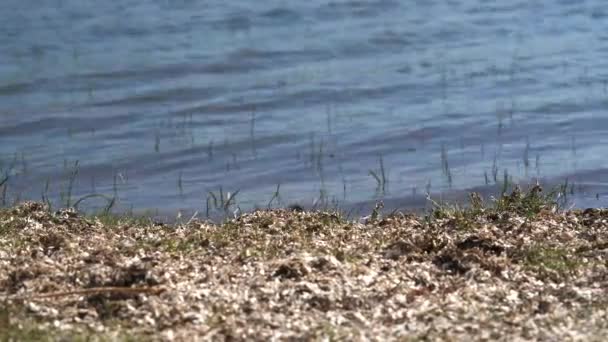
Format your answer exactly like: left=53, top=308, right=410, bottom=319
left=2, top=187, right=608, bottom=340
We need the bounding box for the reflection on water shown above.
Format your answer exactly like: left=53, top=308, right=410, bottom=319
left=1, top=0, right=608, bottom=216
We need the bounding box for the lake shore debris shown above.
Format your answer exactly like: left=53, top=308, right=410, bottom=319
left=2, top=189, right=608, bottom=340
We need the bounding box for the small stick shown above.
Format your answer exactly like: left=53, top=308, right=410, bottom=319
left=9, top=286, right=166, bottom=300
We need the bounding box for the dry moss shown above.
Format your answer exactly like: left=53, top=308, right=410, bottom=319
left=2, top=189, right=608, bottom=340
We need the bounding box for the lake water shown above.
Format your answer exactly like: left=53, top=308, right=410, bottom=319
left=2, top=0, right=608, bottom=218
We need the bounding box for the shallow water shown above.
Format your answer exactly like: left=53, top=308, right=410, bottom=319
left=2, top=1, right=608, bottom=216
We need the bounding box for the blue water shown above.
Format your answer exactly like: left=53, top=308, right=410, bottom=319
left=2, top=1, right=608, bottom=217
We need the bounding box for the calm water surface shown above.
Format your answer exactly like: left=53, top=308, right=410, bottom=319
left=2, top=1, right=608, bottom=217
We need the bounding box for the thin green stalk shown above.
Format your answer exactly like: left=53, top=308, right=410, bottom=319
left=41, top=177, right=51, bottom=210
left=0, top=176, right=7, bottom=207
left=64, top=160, right=79, bottom=208
left=178, top=171, right=183, bottom=196
left=267, top=183, right=281, bottom=208
left=73, top=193, right=115, bottom=214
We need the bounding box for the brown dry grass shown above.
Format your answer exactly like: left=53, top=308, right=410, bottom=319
left=2, top=188, right=608, bottom=341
